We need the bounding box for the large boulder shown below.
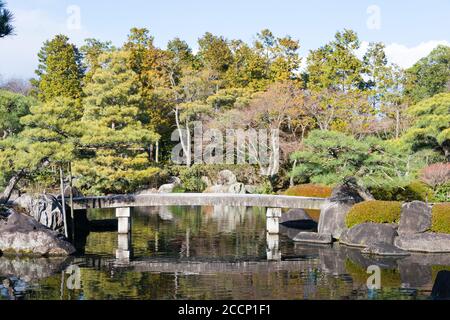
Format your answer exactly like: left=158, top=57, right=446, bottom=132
left=217, top=170, right=237, bottom=185
left=318, top=201, right=353, bottom=240
left=0, top=211, right=75, bottom=256
left=244, top=185, right=257, bottom=194
left=317, top=178, right=373, bottom=240
left=14, top=194, right=65, bottom=232
left=330, top=177, right=375, bottom=204
left=204, top=171, right=248, bottom=194
left=228, top=183, right=246, bottom=194
left=340, top=223, right=399, bottom=248
left=158, top=177, right=182, bottom=193
left=398, top=201, right=432, bottom=235
left=394, top=233, right=450, bottom=253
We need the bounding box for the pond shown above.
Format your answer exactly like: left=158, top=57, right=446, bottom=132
left=0, top=206, right=449, bottom=300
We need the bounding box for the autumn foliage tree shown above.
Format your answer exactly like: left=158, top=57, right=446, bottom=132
left=420, top=163, right=450, bottom=189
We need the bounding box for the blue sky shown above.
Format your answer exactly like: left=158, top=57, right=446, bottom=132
left=1, top=0, right=449, bottom=79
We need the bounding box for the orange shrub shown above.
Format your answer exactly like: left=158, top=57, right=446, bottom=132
left=285, top=184, right=332, bottom=198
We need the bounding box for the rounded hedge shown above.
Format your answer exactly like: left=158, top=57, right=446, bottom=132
left=431, top=203, right=450, bottom=234
left=285, top=184, right=332, bottom=198
left=345, top=201, right=402, bottom=229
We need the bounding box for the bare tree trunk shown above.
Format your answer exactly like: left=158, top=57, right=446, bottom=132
left=0, top=170, right=24, bottom=205
left=290, top=159, right=297, bottom=187
left=186, top=119, right=192, bottom=167
left=175, top=107, right=191, bottom=167
left=68, top=162, right=75, bottom=241
left=156, top=141, right=159, bottom=163
left=395, top=109, right=400, bottom=139
left=59, top=166, right=68, bottom=238
left=149, top=144, right=154, bottom=162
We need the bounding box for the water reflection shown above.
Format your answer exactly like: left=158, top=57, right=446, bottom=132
left=0, top=205, right=449, bottom=300
left=0, top=256, right=73, bottom=300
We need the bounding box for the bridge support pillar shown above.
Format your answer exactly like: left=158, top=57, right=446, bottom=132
left=266, top=208, right=282, bottom=234
left=266, top=233, right=281, bottom=261
left=116, top=233, right=131, bottom=263
left=116, top=207, right=131, bottom=234
left=116, top=208, right=131, bottom=263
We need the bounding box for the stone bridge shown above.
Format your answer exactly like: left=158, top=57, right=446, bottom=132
left=71, top=193, right=329, bottom=263
left=72, top=193, right=328, bottom=211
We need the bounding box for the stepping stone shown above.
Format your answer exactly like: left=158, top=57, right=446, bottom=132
left=293, top=232, right=333, bottom=244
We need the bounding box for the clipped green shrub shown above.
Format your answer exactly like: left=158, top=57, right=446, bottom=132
left=369, top=180, right=435, bottom=202
left=177, top=166, right=207, bottom=192
left=172, top=185, right=186, bottom=193
left=346, top=201, right=402, bottom=228
left=285, top=184, right=332, bottom=198
left=254, top=180, right=274, bottom=195
left=432, top=203, right=450, bottom=234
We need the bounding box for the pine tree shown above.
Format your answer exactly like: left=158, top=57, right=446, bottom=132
left=33, top=35, right=84, bottom=102
left=81, top=38, right=113, bottom=83
left=76, top=50, right=160, bottom=194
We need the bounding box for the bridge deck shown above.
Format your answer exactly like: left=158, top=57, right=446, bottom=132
left=72, top=193, right=328, bottom=210
left=74, top=257, right=321, bottom=273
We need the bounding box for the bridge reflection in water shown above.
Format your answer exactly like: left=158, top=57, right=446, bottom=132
left=113, top=205, right=284, bottom=264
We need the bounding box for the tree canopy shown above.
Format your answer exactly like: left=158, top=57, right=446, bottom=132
left=0, top=28, right=449, bottom=197
left=405, top=45, right=450, bottom=104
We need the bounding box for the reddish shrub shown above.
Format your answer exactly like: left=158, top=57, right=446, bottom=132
left=420, top=163, right=450, bottom=188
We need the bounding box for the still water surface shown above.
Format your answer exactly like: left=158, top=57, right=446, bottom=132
left=0, top=206, right=449, bottom=300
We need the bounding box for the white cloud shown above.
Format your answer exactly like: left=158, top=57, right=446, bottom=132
left=358, top=40, right=450, bottom=69
left=0, top=8, right=90, bottom=80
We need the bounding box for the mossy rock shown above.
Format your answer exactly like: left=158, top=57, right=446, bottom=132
left=285, top=184, right=332, bottom=198
left=346, top=201, right=402, bottom=229
left=432, top=203, right=450, bottom=234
